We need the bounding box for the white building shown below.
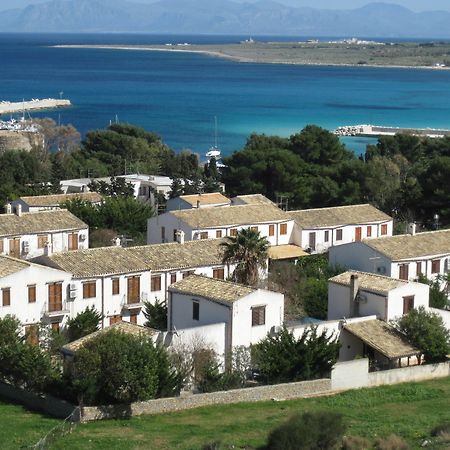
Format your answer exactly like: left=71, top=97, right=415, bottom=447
left=166, top=192, right=231, bottom=212
left=0, top=255, right=72, bottom=338
left=0, top=208, right=89, bottom=260
left=34, top=239, right=237, bottom=328
left=328, top=271, right=429, bottom=322
left=168, top=275, right=284, bottom=353
left=287, top=204, right=393, bottom=254
left=329, top=229, right=450, bottom=284
left=9, top=192, right=103, bottom=213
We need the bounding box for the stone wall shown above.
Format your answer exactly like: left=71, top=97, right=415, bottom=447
left=80, top=378, right=331, bottom=422
left=0, top=131, right=42, bottom=153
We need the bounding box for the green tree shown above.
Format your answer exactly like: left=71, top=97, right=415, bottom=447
left=252, top=326, right=340, bottom=384
left=66, top=307, right=102, bottom=342
left=88, top=176, right=134, bottom=197
left=394, top=306, right=450, bottom=363
left=418, top=274, right=449, bottom=310
left=221, top=228, right=269, bottom=286
left=143, top=300, right=168, bottom=331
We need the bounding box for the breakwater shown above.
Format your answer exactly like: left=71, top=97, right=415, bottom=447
left=0, top=98, right=71, bottom=115
left=335, top=124, right=450, bottom=138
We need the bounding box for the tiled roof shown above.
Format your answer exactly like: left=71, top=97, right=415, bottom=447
left=126, top=239, right=225, bottom=271
left=0, top=255, right=30, bottom=277
left=232, top=194, right=276, bottom=206
left=171, top=204, right=289, bottom=228
left=19, top=192, right=103, bottom=207
left=268, top=244, right=309, bottom=260
left=363, top=229, right=450, bottom=261
left=61, top=321, right=158, bottom=354
left=179, top=192, right=230, bottom=207
left=169, top=274, right=255, bottom=304
left=344, top=320, right=419, bottom=359
left=288, top=204, right=392, bottom=228
left=0, top=210, right=88, bottom=237
left=329, top=271, right=408, bottom=295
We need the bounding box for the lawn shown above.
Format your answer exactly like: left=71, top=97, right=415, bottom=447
left=1, top=377, right=449, bottom=449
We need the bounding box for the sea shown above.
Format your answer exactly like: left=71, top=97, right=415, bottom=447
left=1, top=33, right=450, bottom=157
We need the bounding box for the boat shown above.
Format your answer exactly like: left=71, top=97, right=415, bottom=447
left=205, top=117, right=226, bottom=168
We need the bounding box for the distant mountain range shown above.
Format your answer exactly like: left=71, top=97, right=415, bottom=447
left=1, top=0, right=450, bottom=37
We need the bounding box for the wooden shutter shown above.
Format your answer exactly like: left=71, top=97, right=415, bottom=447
left=110, top=315, right=122, bottom=325
left=399, top=264, right=409, bottom=280
left=28, top=285, right=36, bottom=303
left=324, top=230, right=329, bottom=242
left=38, top=235, right=47, bottom=249
left=130, top=313, right=138, bottom=324
left=280, top=224, right=287, bottom=235
left=2, top=288, right=11, bottom=307
left=431, top=259, right=441, bottom=274
left=9, top=238, right=20, bottom=258
left=216, top=230, right=223, bottom=238
left=200, top=232, right=208, bottom=240
left=367, top=226, right=372, bottom=237
left=170, top=273, right=177, bottom=284
left=309, top=232, right=316, bottom=250
left=355, top=227, right=362, bottom=241
left=250, top=226, right=258, bottom=232
left=213, top=268, right=225, bottom=280
left=68, top=233, right=79, bottom=251
left=48, top=283, right=62, bottom=312
left=336, top=229, right=343, bottom=241
left=127, top=276, right=140, bottom=304
left=269, top=225, right=275, bottom=237
left=381, top=224, right=388, bottom=236
left=416, top=262, right=422, bottom=276
left=151, top=275, right=162, bottom=292
left=252, top=306, right=266, bottom=326
left=112, top=279, right=120, bottom=295
left=230, top=228, right=237, bottom=237
left=25, top=325, right=39, bottom=346
left=0, top=239, right=4, bottom=253
left=403, top=296, right=414, bottom=314
left=83, top=282, right=96, bottom=299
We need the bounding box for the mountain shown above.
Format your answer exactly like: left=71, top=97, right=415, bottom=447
left=1, top=0, right=450, bottom=37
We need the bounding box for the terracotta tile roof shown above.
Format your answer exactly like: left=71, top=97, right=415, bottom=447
left=169, top=274, right=255, bottom=304
left=179, top=192, right=230, bottom=207
left=363, top=229, right=450, bottom=261
left=288, top=204, right=392, bottom=228
left=344, top=320, right=419, bottom=359
left=171, top=204, right=289, bottom=228
left=19, top=192, right=103, bottom=207
left=61, top=321, right=158, bottom=354
left=0, top=255, right=30, bottom=277
left=329, top=270, right=408, bottom=295
left=126, top=239, right=225, bottom=271
left=268, top=244, right=309, bottom=260
left=232, top=194, right=276, bottom=206
left=0, top=210, right=88, bottom=238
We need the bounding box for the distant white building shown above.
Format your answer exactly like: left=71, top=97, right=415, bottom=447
left=328, top=271, right=429, bottom=322
left=287, top=204, right=393, bottom=254
left=166, top=192, right=231, bottom=212
left=0, top=208, right=88, bottom=260
left=0, top=255, right=72, bottom=339
left=329, top=229, right=450, bottom=285
left=9, top=192, right=103, bottom=213
left=168, top=275, right=284, bottom=352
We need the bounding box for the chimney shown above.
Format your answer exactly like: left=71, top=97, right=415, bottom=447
left=44, top=242, right=52, bottom=257
left=15, top=204, right=22, bottom=217
left=408, top=222, right=416, bottom=236
left=196, top=200, right=201, bottom=209
left=175, top=230, right=185, bottom=245
left=349, top=273, right=360, bottom=317
left=113, top=237, right=122, bottom=247
left=4, top=204, right=12, bottom=214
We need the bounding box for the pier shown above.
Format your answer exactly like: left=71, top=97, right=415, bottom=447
left=334, top=124, right=450, bottom=139
left=0, top=98, right=71, bottom=115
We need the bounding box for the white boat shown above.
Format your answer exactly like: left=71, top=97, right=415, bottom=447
left=205, top=117, right=226, bottom=168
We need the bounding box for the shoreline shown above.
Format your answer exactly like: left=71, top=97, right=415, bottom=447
left=52, top=44, right=450, bottom=71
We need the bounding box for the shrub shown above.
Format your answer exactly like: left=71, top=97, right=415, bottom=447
left=143, top=299, right=168, bottom=331
left=66, top=307, right=102, bottom=342
left=341, top=435, right=371, bottom=450
left=418, top=274, right=448, bottom=310
left=266, top=411, right=345, bottom=450
left=431, top=421, right=450, bottom=437
left=374, top=435, right=409, bottom=450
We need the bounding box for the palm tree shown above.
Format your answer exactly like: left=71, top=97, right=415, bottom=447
left=220, top=228, right=269, bottom=286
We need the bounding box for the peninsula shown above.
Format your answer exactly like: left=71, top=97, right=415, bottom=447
left=54, top=41, right=450, bottom=70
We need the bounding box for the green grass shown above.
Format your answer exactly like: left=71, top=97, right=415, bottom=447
left=1, top=378, right=450, bottom=449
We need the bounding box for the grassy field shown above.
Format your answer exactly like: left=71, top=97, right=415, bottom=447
left=1, top=377, right=449, bottom=449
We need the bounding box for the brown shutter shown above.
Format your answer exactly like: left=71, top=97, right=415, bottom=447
left=112, top=279, right=120, bottom=295
left=280, top=224, right=287, bottom=235
left=269, top=225, right=275, bottom=237
left=2, top=288, right=11, bottom=307
left=216, top=230, right=223, bottom=238
left=28, top=285, right=36, bottom=303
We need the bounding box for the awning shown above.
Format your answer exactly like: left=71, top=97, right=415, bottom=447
left=344, top=320, right=420, bottom=360
left=268, top=245, right=309, bottom=260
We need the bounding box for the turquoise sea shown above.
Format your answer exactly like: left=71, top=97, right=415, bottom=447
left=1, top=33, right=450, bottom=156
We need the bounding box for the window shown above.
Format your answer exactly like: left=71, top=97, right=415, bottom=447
left=170, top=273, right=177, bottom=284
left=129, top=313, right=138, bottom=324
left=83, top=282, right=96, bottom=299
left=399, top=264, right=409, bottom=280
left=250, top=226, right=258, bottom=232
left=252, top=306, right=266, bottom=326
left=355, top=227, right=362, bottom=241
left=37, top=234, right=47, bottom=249
left=9, top=238, right=20, bottom=258
left=309, top=232, right=316, bottom=250
left=127, top=276, right=140, bottom=304
left=192, top=301, right=200, bottom=321
left=381, top=224, right=388, bottom=236
left=110, top=315, right=122, bottom=325
left=336, top=229, right=343, bottom=241
left=28, top=285, right=36, bottom=303
left=403, top=296, right=414, bottom=314
left=216, top=230, right=223, bottom=238
left=324, top=230, right=329, bottom=242
left=51, top=322, right=60, bottom=333
left=25, top=325, right=39, bottom=346
left=68, top=233, right=79, bottom=251
left=2, top=288, right=10, bottom=307
left=199, top=232, right=208, bottom=240
left=269, top=225, right=275, bottom=237
left=161, top=226, right=166, bottom=242
left=183, top=271, right=194, bottom=279
left=416, top=262, right=422, bottom=276
left=112, top=279, right=120, bottom=295
left=213, top=268, right=225, bottom=280
left=280, top=223, right=287, bottom=235
left=230, top=228, right=237, bottom=237
left=48, top=283, right=62, bottom=312
left=151, top=275, right=162, bottom=292
left=431, top=259, right=441, bottom=274
left=367, top=226, right=372, bottom=238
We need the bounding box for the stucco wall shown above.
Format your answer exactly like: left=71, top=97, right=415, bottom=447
left=332, top=359, right=369, bottom=390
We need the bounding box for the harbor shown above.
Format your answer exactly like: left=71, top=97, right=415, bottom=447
left=0, top=98, right=71, bottom=116
left=334, top=124, right=450, bottom=139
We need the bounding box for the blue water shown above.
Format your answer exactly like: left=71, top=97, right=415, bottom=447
left=1, top=33, right=450, bottom=156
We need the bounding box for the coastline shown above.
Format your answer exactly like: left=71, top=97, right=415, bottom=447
left=52, top=44, right=450, bottom=71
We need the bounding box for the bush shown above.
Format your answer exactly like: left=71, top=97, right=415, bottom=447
left=252, top=326, right=340, bottom=384
left=374, top=435, right=409, bottom=450
left=394, top=306, right=450, bottom=363
left=266, top=411, right=345, bottom=450
left=143, top=299, right=168, bottom=331
left=66, top=307, right=102, bottom=342
left=341, top=435, right=370, bottom=450
left=418, top=274, right=448, bottom=310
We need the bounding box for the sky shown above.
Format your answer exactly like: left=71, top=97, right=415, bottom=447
left=1, top=0, right=449, bottom=12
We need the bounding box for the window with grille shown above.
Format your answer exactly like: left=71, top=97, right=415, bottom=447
left=252, top=306, right=266, bottom=326
left=83, top=282, right=96, bottom=299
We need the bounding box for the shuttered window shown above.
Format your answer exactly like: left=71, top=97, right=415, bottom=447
left=2, top=288, right=10, bottom=307
left=230, top=228, right=237, bottom=237
left=252, top=306, right=266, bottom=326
left=28, top=285, right=36, bottom=303
left=68, top=233, right=79, bottom=251
left=381, top=224, right=388, bottom=236
left=399, top=264, right=409, bottom=281
left=130, top=313, right=138, bottom=324
left=83, top=282, right=96, bottom=299
left=151, top=275, right=162, bottom=292
left=324, top=230, right=329, bottom=242
left=127, top=276, right=140, bottom=304
left=112, top=279, right=120, bottom=295
left=432, top=259, right=441, bottom=274
left=25, top=325, right=39, bottom=346
left=403, top=296, right=414, bottom=314
left=48, top=283, right=62, bottom=312
left=110, top=315, right=122, bottom=325
left=367, top=226, right=372, bottom=237
left=38, top=235, right=47, bottom=249
left=199, top=232, right=208, bottom=240
left=216, top=230, right=223, bottom=238
left=213, top=268, right=225, bottom=280
left=269, top=225, right=275, bottom=237
left=336, top=229, right=343, bottom=241
left=416, top=262, right=422, bottom=276
left=170, top=273, right=177, bottom=284
left=280, top=224, right=287, bottom=235
left=192, top=301, right=200, bottom=321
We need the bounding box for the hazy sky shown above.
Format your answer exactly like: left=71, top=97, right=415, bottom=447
left=1, top=0, right=449, bottom=12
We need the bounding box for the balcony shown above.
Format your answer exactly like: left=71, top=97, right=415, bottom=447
left=121, top=293, right=147, bottom=311
left=42, top=301, right=69, bottom=318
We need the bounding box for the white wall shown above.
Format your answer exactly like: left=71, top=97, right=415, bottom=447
left=430, top=307, right=450, bottom=331
left=386, top=283, right=429, bottom=320
left=148, top=213, right=192, bottom=244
